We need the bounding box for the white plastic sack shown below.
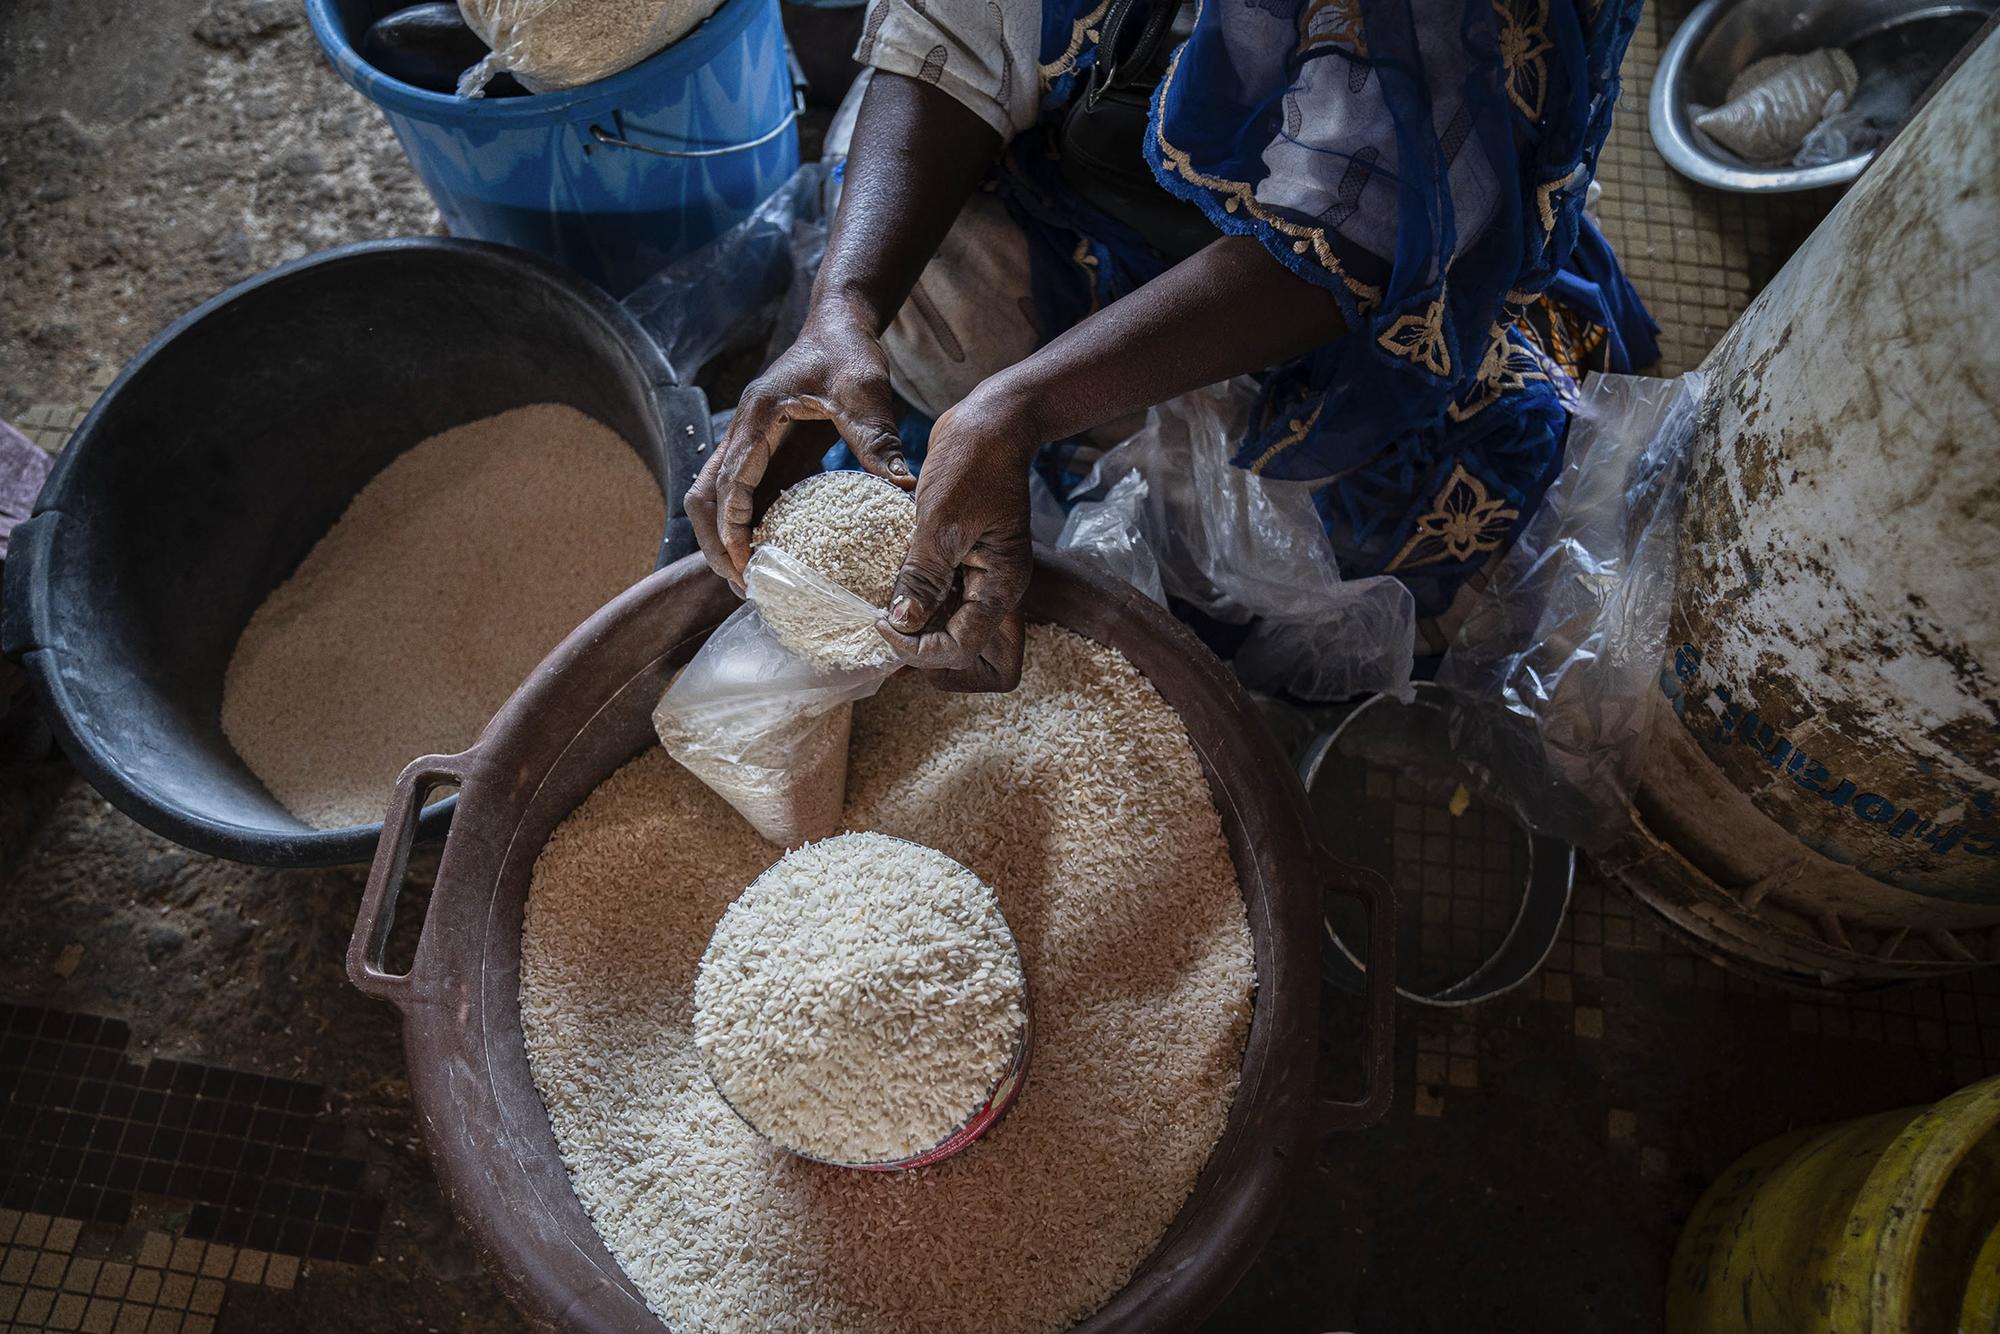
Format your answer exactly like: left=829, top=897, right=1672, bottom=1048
left=652, top=546, right=898, bottom=844
left=1794, top=107, right=1888, bottom=167
left=458, top=0, right=724, bottom=94
left=1067, top=379, right=1416, bottom=702
left=1694, top=49, right=1858, bottom=164
left=1434, top=371, right=1704, bottom=849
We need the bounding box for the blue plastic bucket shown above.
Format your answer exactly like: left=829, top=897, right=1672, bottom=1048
left=306, top=0, right=801, bottom=296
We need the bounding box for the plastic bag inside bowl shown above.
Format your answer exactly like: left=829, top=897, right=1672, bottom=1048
left=457, top=0, right=725, bottom=94
left=1064, top=379, right=1417, bottom=703
left=1433, top=371, right=1705, bottom=850
left=653, top=547, right=899, bottom=845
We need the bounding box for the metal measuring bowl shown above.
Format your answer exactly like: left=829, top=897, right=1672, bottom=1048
left=1650, top=0, right=1992, bottom=192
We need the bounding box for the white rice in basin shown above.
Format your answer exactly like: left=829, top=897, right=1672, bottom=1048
left=694, top=832, right=1028, bottom=1166
left=522, top=625, right=1256, bottom=1334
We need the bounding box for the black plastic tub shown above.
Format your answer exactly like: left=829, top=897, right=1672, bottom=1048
left=1, top=238, right=708, bottom=867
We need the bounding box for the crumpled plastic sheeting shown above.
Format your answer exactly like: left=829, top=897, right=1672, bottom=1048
left=1027, top=470, right=1069, bottom=546
left=654, top=546, right=896, bottom=764
left=1069, top=380, right=1416, bottom=702
left=624, top=163, right=831, bottom=385
left=1054, top=473, right=1167, bottom=606
left=1434, top=371, right=1705, bottom=849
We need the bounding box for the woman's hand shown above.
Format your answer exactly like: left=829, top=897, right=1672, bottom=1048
left=876, top=390, right=1037, bottom=692
left=685, top=298, right=912, bottom=589
left=684, top=71, right=1003, bottom=591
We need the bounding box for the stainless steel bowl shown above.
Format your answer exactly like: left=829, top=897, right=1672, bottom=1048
left=1650, top=0, right=1992, bottom=192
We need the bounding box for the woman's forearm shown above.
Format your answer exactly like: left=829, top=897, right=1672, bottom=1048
left=813, top=72, right=1004, bottom=334
left=976, top=235, right=1349, bottom=449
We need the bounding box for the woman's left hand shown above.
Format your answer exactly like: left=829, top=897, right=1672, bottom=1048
left=876, top=389, right=1037, bottom=692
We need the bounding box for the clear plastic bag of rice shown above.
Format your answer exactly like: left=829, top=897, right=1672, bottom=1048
left=456, top=0, right=726, bottom=95
left=1692, top=48, right=1859, bottom=164
left=653, top=471, right=916, bottom=846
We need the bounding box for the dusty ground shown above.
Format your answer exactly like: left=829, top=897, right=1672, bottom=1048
left=0, top=774, right=522, bottom=1331
left=0, top=0, right=437, bottom=421
left=0, top=2, right=517, bottom=1327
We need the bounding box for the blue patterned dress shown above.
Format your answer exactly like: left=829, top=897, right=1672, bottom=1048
left=991, top=0, right=1656, bottom=618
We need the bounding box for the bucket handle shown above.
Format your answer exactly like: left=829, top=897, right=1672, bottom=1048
left=590, top=88, right=804, bottom=160
left=347, top=751, right=473, bottom=1004
left=1316, top=860, right=1397, bottom=1135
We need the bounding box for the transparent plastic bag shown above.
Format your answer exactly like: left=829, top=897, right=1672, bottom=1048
left=1068, top=379, right=1416, bottom=701
left=1027, top=469, right=1069, bottom=546
left=652, top=546, right=898, bottom=844
left=1433, top=371, right=1705, bottom=849
left=1796, top=19, right=1965, bottom=167
left=1054, top=473, right=1166, bottom=606
left=457, top=0, right=726, bottom=95
left=1793, top=107, right=1889, bottom=167
left=623, top=164, right=830, bottom=385
left=1693, top=49, right=1858, bottom=164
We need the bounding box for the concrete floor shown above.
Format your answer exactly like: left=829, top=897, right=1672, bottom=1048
left=4, top=3, right=1998, bottom=1333
left=0, top=0, right=438, bottom=424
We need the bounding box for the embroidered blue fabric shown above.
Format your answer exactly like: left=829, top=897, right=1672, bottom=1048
left=998, top=0, right=1651, bottom=617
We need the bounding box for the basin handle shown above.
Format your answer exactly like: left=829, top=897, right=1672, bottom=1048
left=1316, top=859, right=1397, bottom=1135
left=347, top=752, right=472, bottom=1005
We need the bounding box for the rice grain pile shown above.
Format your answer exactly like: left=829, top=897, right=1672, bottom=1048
left=523, top=625, right=1255, bottom=1334
left=751, top=469, right=916, bottom=671
left=695, top=832, right=1028, bottom=1166
left=461, top=0, right=727, bottom=91
left=223, top=404, right=661, bottom=829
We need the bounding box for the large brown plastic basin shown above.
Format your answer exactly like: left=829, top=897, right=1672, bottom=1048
left=345, top=553, right=1394, bottom=1332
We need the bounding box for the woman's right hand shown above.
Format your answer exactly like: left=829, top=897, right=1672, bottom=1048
left=685, top=296, right=914, bottom=590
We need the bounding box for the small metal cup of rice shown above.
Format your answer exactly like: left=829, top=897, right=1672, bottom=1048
left=693, top=831, right=1033, bottom=1170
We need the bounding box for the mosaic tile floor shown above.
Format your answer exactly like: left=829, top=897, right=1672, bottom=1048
left=0, top=1006, right=388, bottom=1334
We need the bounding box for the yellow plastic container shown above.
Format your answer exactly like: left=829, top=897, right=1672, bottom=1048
left=1669, top=1074, right=2000, bottom=1334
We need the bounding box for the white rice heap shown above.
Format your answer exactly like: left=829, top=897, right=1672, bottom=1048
left=755, top=470, right=915, bottom=607
left=522, top=625, right=1255, bottom=1334
left=752, top=470, right=916, bottom=671
left=694, top=832, right=1028, bottom=1166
